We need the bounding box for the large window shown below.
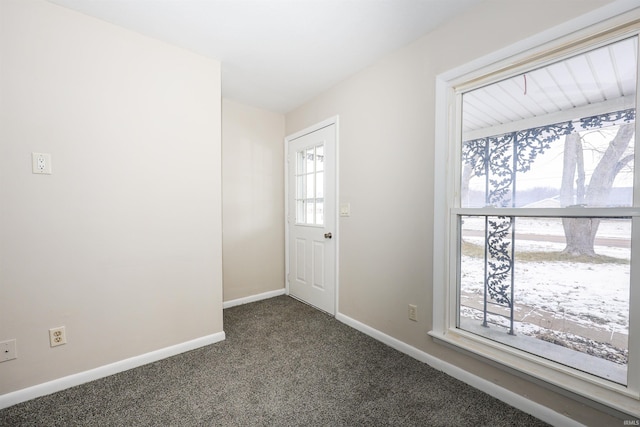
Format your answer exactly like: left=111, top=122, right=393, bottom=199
left=432, top=11, right=640, bottom=416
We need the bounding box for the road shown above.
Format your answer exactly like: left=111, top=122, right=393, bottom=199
left=462, top=229, right=630, bottom=248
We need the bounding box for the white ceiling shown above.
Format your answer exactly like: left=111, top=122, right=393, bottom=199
left=48, top=0, right=483, bottom=113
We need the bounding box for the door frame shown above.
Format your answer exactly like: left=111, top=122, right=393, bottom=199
left=284, top=116, right=339, bottom=315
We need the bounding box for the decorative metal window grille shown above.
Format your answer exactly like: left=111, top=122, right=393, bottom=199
left=461, top=108, right=635, bottom=335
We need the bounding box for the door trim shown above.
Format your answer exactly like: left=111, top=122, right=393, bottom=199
left=284, top=116, right=339, bottom=315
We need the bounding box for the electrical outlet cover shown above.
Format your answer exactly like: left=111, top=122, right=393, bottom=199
left=49, top=326, right=67, bottom=347
left=32, top=152, right=52, bottom=174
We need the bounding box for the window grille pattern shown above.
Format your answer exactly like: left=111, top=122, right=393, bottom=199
left=460, top=108, right=635, bottom=339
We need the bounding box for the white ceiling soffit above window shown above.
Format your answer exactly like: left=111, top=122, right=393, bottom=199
left=463, top=36, right=638, bottom=141
left=48, top=0, right=483, bottom=114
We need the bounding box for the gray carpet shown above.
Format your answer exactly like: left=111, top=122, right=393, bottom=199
left=1, top=296, right=549, bottom=426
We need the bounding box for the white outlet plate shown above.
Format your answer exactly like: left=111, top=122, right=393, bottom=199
left=32, top=152, right=52, bottom=174
left=49, top=326, right=67, bottom=347
left=0, top=339, right=17, bottom=362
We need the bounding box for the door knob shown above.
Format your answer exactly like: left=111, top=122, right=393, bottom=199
left=324, top=232, right=332, bottom=239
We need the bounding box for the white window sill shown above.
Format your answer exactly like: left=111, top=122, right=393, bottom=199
left=428, top=327, right=640, bottom=418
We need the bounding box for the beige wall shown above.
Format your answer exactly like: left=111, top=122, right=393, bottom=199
left=286, top=1, right=624, bottom=425
left=0, top=0, right=223, bottom=395
left=222, top=99, right=285, bottom=301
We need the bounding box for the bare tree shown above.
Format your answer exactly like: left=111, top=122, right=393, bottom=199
left=560, top=123, right=635, bottom=256
left=461, top=117, right=634, bottom=257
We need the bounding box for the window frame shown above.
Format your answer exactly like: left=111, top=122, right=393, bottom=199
left=431, top=7, right=640, bottom=416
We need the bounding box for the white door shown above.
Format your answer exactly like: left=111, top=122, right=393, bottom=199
left=287, top=122, right=336, bottom=315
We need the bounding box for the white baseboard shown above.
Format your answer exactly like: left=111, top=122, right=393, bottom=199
left=335, top=312, right=583, bottom=427
left=223, top=288, right=286, bottom=309
left=0, top=331, right=226, bottom=410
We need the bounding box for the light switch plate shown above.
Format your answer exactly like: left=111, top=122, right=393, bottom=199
left=340, top=203, right=351, bottom=217
left=32, top=152, right=52, bottom=174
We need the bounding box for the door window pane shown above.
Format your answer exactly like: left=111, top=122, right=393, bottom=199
left=316, top=172, right=324, bottom=198
left=305, top=148, right=315, bottom=173
left=296, top=176, right=304, bottom=199
left=316, top=145, right=324, bottom=172
left=297, top=151, right=306, bottom=175
left=315, top=200, right=324, bottom=225
left=306, top=174, right=314, bottom=200
left=294, top=143, right=325, bottom=225
left=305, top=200, right=314, bottom=225
left=296, top=200, right=305, bottom=223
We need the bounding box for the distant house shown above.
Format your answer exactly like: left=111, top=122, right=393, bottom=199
left=522, top=197, right=561, bottom=208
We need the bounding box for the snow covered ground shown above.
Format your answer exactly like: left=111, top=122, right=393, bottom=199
left=459, top=217, right=630, bottom=375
